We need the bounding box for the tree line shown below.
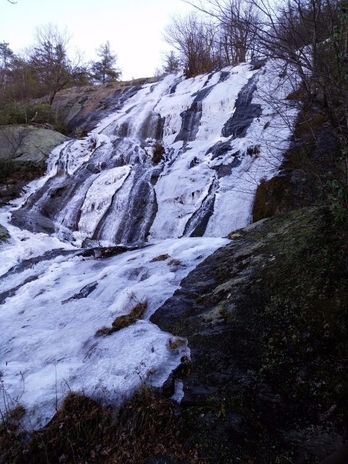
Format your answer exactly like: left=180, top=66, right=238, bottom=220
left=164, top=0, right=345, bottom=109
left=0, top=24, right=121, bottom=126
left=2, top=0, right=348, bottom=147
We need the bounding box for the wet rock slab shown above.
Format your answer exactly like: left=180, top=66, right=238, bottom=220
left=151, top=208, right=348, bottom=463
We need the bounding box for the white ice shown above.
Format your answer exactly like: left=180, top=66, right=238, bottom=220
left=0, top=59, right=300, bottom=430
left=0, top=215, right=228, bottom=429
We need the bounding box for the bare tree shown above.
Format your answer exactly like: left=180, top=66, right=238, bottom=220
left=248, top=0, right=348, bottom=222
left=164, top=12, right=220, bottom=77
left=249, top=0, right=344, bottom=120
left=184, top=0, right=261, bottom=65
left=29, top=24, right=82, bottom=105
left=252, top=1, right=336, bottom=66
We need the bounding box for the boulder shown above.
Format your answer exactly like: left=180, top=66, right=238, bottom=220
left=0, top=125, right=67, bottom=202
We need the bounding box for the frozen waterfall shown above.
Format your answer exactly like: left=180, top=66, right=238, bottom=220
left=0, top=59, right=299, bottom=430
left=11, top=60, right=299, bottom=247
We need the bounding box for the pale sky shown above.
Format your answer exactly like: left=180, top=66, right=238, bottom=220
left=0, top=0, right=194, bottom=80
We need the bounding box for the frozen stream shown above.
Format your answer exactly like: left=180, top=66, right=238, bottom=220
left=0, top=60, right=299, bottom=429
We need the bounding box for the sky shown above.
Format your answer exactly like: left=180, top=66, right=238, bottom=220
left=0, top=0, right=194, bottom=80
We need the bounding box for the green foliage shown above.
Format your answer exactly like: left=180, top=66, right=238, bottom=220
left=0, top=102, right=68, bottom=133
left=0, top=224, right=10, bottom=242
left=325, top=178, right=348, bottom=223
left=91, top=41, right=122, bottom=84
left=26, top=103, right=51, bottom=122
left=0, top=105, right=19, bottom=125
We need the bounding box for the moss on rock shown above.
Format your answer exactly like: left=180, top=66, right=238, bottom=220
left=0, top=224, right=9, bottom=242
left=151, top=206, right=348, bottom=462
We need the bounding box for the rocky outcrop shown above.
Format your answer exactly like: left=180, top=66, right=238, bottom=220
left=51, top=78, right=157, bottom=136
left=0, top=125, right=67, bottom=202
left=0, top=125, right=67, bottom=165
left=252, top=106, right=341, bottom=221
left=151, top=207, right=348, bottom=463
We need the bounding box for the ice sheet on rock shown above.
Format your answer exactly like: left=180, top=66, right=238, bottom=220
left=78, top=165, right=132, bottom=237
left=0, top=230, right=228, bottom=430
left=0, top=59, right=301, bottom=431
left=9, top=61, right=299, bottom=244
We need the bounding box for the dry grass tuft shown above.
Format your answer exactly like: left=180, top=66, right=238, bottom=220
left=129, top=300, right=147, bottom=319
left=168, top=337, right=186, bottom=350
left=151, top=253, right=170, bottom=262
left=12, top=392, right=117, bottom=463
left=0, top=388, right=204, bottom=463
left=95, top=300, right=148, bottom=336
left=110, top=383, right=202, bottom=463
left=111, top=314, right=136, bottom=331
left=95, top=325, right=113, bottom=336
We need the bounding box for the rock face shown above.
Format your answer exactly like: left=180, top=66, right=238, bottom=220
left=0, top=125, right=67, bottom=202
left=51, top=78, right=157, bottom=136
left=151, top=207, right=348, bottom=463
left=0, top=224, right=9, bottom=242
left=0, top=125, right=67, bottom=165
left=252, top=106, right=341, bottom=221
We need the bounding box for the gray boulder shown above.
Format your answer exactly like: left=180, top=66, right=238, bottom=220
left=0, top=125, right=68, bottom=202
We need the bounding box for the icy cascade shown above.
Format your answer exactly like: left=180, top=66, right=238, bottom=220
left=0, top=60, right=300, bottom=431
left=11, top=60, right=299, bottom=246
left=0, top=214, right=228, bottom=429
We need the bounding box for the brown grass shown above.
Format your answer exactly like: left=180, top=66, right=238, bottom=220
left=168, top=337, right=186, bottom=350
left=129, top=300, right=147, bottom=319
left=95, top=301, right=148, bottom=337
left=151, top=254, right=170, bottom=262
left=0, top=387, right=205, bottom=463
